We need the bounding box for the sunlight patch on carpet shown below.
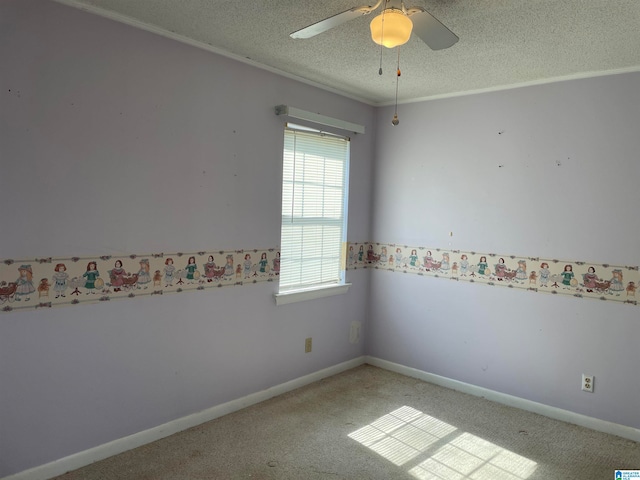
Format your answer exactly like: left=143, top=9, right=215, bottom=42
left=348, top=406, right=537, bottom=479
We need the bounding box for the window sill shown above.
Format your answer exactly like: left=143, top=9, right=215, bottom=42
left=274, top=283, right=352, bottom=306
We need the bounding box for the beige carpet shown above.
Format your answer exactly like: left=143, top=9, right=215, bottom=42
left=52, top=365, right=639, bottom=479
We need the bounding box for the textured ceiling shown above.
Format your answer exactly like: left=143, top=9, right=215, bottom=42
left=56, top=0, right=640, bottom=105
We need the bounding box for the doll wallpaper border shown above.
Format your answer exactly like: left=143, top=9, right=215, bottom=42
left=2, top=242, right=639, bottom=314
left=0, top=248, right=280, bottom=314
left=346, top=242, right=639, bottom=306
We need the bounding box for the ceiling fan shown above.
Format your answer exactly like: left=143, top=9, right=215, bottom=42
left=290, top=0, right=458, bottom=51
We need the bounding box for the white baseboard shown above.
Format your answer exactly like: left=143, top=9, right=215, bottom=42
left=365, top=355, right=640, bottom=443
left=7, top=355, right=638, bottom=480
left=2, top=356, right=367, bottom=480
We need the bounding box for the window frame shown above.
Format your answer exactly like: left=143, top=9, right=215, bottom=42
left=274, top=124, right=351, bottom=305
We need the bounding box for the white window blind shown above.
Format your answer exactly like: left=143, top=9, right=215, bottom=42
left=279, top=126, right=349, bottom=292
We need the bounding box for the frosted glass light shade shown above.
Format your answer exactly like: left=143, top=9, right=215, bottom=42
left=370, top=9, right=413, bottom=48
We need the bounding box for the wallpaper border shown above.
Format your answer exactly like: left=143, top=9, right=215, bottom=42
left=347, top=242, right=639, bottom=306
left=3, top=241, right=639, bottom=314
left=1, top=248, right=279, bottom=314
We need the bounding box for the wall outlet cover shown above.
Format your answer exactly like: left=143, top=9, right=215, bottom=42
left=582, top=374, right=594, bottom=392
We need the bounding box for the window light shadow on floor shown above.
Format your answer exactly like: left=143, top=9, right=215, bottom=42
left=348, top=406, right=537, bottom=480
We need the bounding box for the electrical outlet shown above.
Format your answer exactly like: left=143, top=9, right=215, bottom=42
left=582, top=374, right=594, bottom=393
left=305, top=337, right=312, bottom=353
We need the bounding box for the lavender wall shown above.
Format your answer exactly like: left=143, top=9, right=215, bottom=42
left=369, top=73, right=640, bottom=429
left=0, top=1, right=373, bottom=476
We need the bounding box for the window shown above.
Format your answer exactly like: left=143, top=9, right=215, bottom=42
left=275, top=125, right=350, bottom=304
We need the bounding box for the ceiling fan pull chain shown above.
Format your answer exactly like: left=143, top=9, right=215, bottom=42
left=378, top=7, right=385, bottom=75
left=392, top=47, right=401, bottom=126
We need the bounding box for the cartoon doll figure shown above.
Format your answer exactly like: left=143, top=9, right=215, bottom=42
left=204, top=255, right=217, bottom=282
left=561, top=264, right=574, bottom=289
left=440, top=253, right=450, bottom=271
left=477, top=256, right=488, bottom=276
left=83, top=261, right=100, bottom=294
left=366, top=245, right=379, bottom=263
left=495, top=258, right=507, bottom=280
left=609, top=269, right=624, bottom=295
left=515, top=260, right=527, bottom=281
left=379, top=247, right=388, bottom=264
left=348, top=246, right=355, bottom=265
left=272, top=252, right=280, bottom=275
left=583, top=266, right=598, bottom=292
left=82, top=261, right=100, bottom=295
left=243, top=254, right=253, bottom=278
left=258, top=252, right=268, bottom=274
left=459, top=254, right=469, bottom=276
left=137, top=259, right=151, bottom=289
left=185, top=256, right=197, bottom=282
left=538, top=262, right=550, bottom=287
left=110, top=260, right=126, bottom=292
left=423, top=251, right=434, bottom=270
left=15, top=264, right=35, bottom=301
left=388, top=254, right=394, bottom=267
left=357, top=245, right=364, bottom=263
left=409, top=249, right=418, bottom=267
left=224, top=255, right=234, bottom=279
left=163, top=258, right=176, bottom=287
left=52, top=263, right=69, bottom=298
left=395, top=248, right=403, bottom=268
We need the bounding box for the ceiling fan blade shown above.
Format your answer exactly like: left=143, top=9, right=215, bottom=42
left=290, top=6, right=375, bottom=39
left=406, top=7, right=458, bottom=50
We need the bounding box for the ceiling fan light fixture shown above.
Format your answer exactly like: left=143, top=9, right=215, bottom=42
left=370, top=8, right=413, bottom=48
